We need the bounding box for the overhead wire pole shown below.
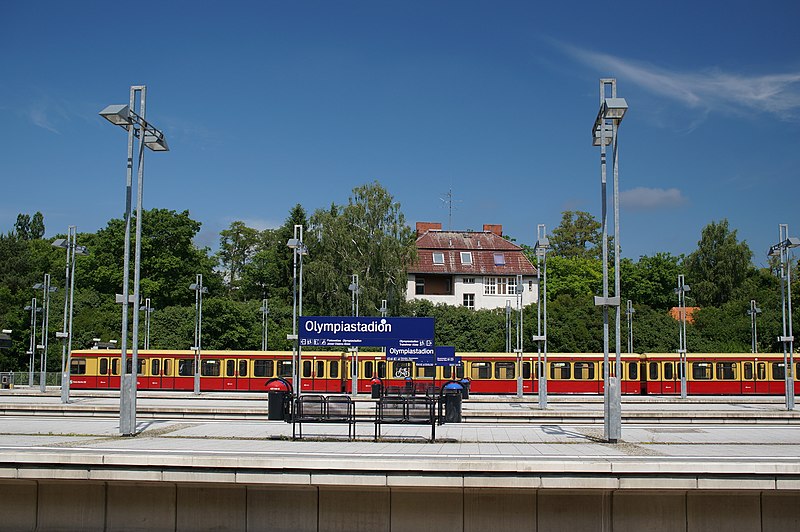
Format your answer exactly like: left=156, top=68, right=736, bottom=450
left=769, top=224, right=800, bottom=410
left=349, top=274, right=360, bottom=396
left=190, top=274, right=208, bottom=395
left=24, top=298, right=40, bottom=387
left=33, top=274, right=57, bottom=393
left=675, top=274, right=691, bottom=399
left=533, top=225, right=549, bottom=409
left=515, top=274, right=524, bottom=398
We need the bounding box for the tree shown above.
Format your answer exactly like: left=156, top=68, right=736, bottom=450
left=218, top=221, right=259, bottom=291
left=621, top=253, right=684, bottom=310
left=550, top=211, right=602, bottom=259
left=685, top=220, right=753, bottom=307
left=30, top=212, right=45, bottom=239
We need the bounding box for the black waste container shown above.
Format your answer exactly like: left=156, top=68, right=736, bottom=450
left=404, top=377, right=414, bottom=395
left=459, top=378, right=471, bottom=399
left=0, top=372, right=11, bottom=389
left=442, top=381, right=463, bottom=423
left=266, top=378, right=293, bottom=421
left=370, top=377, right=383, bottom=399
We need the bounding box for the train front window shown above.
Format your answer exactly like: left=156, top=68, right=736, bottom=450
left=201, top=360, right=220, bottom=377
left=178, top=359, right=195, bottom=376
left=70, top=358, right=86, bottom=375
left=99, top=358, right=109, bottom=376
left=494, top=362, right=515, bottom=379
left=470, top=362, right=491, bottom=379
left=692, top=362, right=712, bottom=380
left=254, top=360, right=273, bottom=378
left=550, top=362, right=570, bottom=380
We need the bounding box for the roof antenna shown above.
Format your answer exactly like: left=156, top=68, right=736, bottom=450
left=440, top=186, right=461, bottom=230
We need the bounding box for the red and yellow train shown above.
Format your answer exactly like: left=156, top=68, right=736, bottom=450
left=67, top=349, right=800, bottom=395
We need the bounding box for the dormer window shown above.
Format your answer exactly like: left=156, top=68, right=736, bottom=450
left=432, top=252, right=445, bottom=265
left=460, top=252, right=472, bottom=265
left=493, top=253, right=506, bottom=266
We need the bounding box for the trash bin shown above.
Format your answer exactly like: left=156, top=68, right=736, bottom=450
left=442, top=381, right=463, bottom=423
left=404, top=377, right=414, bottom=395
left=370, top=377, right=383, bottom=399
left=459, top=378, right=471, bottom=399
left=266, top=377, right=293, bottom=421
left=0, top=372, right=11, bottom=390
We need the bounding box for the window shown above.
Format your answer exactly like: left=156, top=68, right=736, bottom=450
left=574, top=362, right=595, bottom=380
left=460, top=252, right=472, bottom=265
left=152, top=359, right=160, bottom=376
left=628, top=362, right=638, bottom=380
left=757, top=362, right=765, bottom=380
left=484, top=277, right=496, bottom=295
left=432, top=252, right=445, bottom=265
left=393, top=361, right=412, bottom=379
left=163, top=359, right=172, bottom=377
left=463, top=293, right=475, bottom=309
left=201, top=360, right=220, bottom=377
left=744, top=362, right=753, bottom=380
left=330, top=360, right=339, bottom=379
left=416, top=365, right=435, bottom=378
left=692, top=362, right=712, bottom=380
left=364, top=360, right=374, bottom=379
left=254, top=359, right=274, bottom=378
left=463, top=277, right=475, bottom=284
left=495, top=362, right=515, bottom=379
left=415, top=278, right=425, bottom=295
left=278, top=360, right=293, bottom=377
left=226, top=360, right=236, bottom=377
left=178, top=359, right=195, bottom=377
left=126, top=359, right=145, bottom=375
left=716, top=362, right=737, bottom=380
left=507, top=277, right=517, bottom=294
left=470, top=362, right=491, bottom=379
left=239, top=360, right=248, bottom=377
left=528, top=280, right=534, bottom=291
left=484, top=277, right=517, bottom=295
left=493, top=253, right=505, bottom=266
left=377, top=361, right=386, bottom=379
left=523, top=362, right=532, bottom=379
left=99, top=358, right=109, bottom=376
left=316, top=360, right=325, bottom=378
left=550, top=362, right=571, bottom=380
left=302, top=360, right=312, bottom=378
left=773, top=363, right=785, bottom=380
left=70, top=358, right=86, bottom=375
left=442, top=364, right=464, bottom=380
left=112, top=358, right=120, bottom=376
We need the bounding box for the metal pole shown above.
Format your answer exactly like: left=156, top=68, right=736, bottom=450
left=778, top=224, right=795, bottom=410
left=193, top=274, right=204, bottom=395
left=611, top=96, right=623, bottom=438
left=515, top=275, right=523, bottom=398
left=39, top=274, right=52, bottom=393
left=59, top=230, right=71, bottom=400
left=61, top=226, right=78, bottom=403
left=627, top=300, right=634, bottom=354
left=261, top=298, right=269, bottom=351
left=351, top=274, right=359, bottom=397
left=505, top=300, right=511, bottom=353
left=599, top=81, right=612, bottom=442
left=27, top=298, right=37, bottom=387
left=298, top=226, right=304, bottom=395
left=678, top=274, right=688, bottom=400
left=541, top=229, right=548, bottom=409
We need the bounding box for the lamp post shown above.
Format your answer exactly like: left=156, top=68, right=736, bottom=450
left=626, top=300, right=635, bottom=354
left=139, top=298, right=154, bottom=350
left=675, top=275, right=691, bottom=399
left=747, top=300, right=761, bottom=354
left=24, top=299, right=41, bottom=387
left=189, top=275, right=208, bottom=395
left=52, top=227, right=89, bottom=403
left=533, top=224, right=549, bottom=409
left=592, top=78, right=627, bottom=443
left=349, top=273, right=361, bottom=396
left=260, top=298, right=269, bottom=351
left=100, top=85, right=168, bottom=436
left=505, top=300, right=512, bottom=353
left=768, top=224, right=800, bottom=410
left=33, top=275, right=57, bottom=393
left=515, top=274, right=524, bottom=398
left=287, top=225, right=307, bottom=394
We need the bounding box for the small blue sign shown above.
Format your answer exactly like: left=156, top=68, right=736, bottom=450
left=299, top=316, right=434, bottom=347
left=386, top=343, right=435, bottom=361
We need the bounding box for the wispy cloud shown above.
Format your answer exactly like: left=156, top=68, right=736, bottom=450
left=27, top=102, right=62, bottom=134
left=620, top=187, right=687, bottom=211
left=558, top=42, right=800, bottom=121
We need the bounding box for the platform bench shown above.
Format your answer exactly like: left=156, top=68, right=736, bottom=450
left=374, top=396, right=437, bottom=442
left=292, top=395, right=355, bottom=440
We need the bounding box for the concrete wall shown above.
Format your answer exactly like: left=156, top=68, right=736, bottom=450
left=0, top=480, right=798, bottom=531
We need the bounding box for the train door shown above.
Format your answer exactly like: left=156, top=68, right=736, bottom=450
left=145, top=358, right=162, bottom=389
left=223, top=358, right=250, bottom=391
left=97, top=357, right=112, bottom=388
left=662, top=361, right=677, bottom=394
left=160, top=358, right=175, bottom=389
left=522, top=361, right=533, bottom=393
left=332, top=355, right=346, bottom=393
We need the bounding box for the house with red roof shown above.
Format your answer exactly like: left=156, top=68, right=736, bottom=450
left=407, top=222, right=538, bottom=310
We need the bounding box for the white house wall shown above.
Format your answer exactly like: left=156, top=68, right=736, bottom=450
left=406, top=275, right=539, bottom=311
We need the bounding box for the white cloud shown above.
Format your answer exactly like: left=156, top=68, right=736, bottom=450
left=558, top=42, right=800, bottom=120
left=620, top=187, right=687, bottom=210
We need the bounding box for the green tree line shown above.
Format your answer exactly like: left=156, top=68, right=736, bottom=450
left=0, top=184, right=797, bottom=373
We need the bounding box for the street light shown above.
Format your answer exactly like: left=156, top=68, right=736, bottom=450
left=514, top=274, right=524, bottom=398
left=287, top=225, right=307, bottom=394
left=139, top=298, right=155, bottom=350
left=626, top=300, right=635, bottom=354
left=768, top=224, right=800, bottom=410
left=33, top=275, right=57, bottom=393
left=24, top=299, right=41, bottom=387
left=505, top=300, right=512, bottom=353
left=533, top=224, right=549, bottom=409
left=100, top=85, right=169, bottom=436
left=52, top=226, right=89, bottom=403
left=189, top=275, right=208, bottom=395
left=348, top=273, right=361, bottom=396
left=675, top=275, right=691, bottom=399
left=746, top=300, right=761, bottom=354
left=592, top=79, right=627, bottom=442
left=260, top=298, right=269, bottom=351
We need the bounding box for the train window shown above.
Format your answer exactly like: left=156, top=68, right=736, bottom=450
left=649, top=362, right=659, bottom=380
left=495, top=362, right=515, bottom=379
left=522, top=362, right=532, bottom=379
left=364, top=361, right=374, bottom=379
left=99, top=358, right=109, bottom=376
left=417, top=365, right=435, bottom=378
left=316, top=360, right=324, bottom=378
left=178, top=359, right=195, bottom=376
left=797, top=363, right=800, bottom=379
left=692, top=362, right=712, bottom=380
left=394, top=361, right=412, bottom=379
left=628, top=362, right=638, bottom=380
left=330, top=360, right=339, bottom=379
left=716, top=362, right=737, bottom=380
left=470, top=362, right=491, bottom=379
left=125, top=359, right=145, bottom=375
left=744, top=362, right=753, bottom=380
left=70, top=358, right=86, bottom=375
left=757, top=363, right=765, bottom=380
left=665, top=362, right=675, bottom=380
left=112, top=358, right=120, bottom=376
left=201, top=360, right=220, bottom=377
left=226, top=360, right=236, bottom=377
left=455, top=364, right=465, bottom=379
left=443, top=366, right=452, bottom=379
left=302, top=360, right=312, bottom=378
left=254, top=360, right=274, bottom=378
left=377, top=361, right=386, bottom=379
left=278, top=360, right=293, bottom=378
left=164, top=359, right=172, bottom=377
left=574, top=362, right=594, bottom=380
left=550, top=362, right=570, bottom=380
left=773, top=363, right=785, bottom=380
left=239, top=360, right=248, bottom=377
left=152, top=359, right=160, bottom=376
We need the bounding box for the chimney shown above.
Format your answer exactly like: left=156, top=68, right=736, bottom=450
left=416, top=221, right=442, bottom=237
left=483, top=224, right=502, bottom=237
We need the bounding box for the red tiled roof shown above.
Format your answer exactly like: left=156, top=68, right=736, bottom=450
left=409, top=230, right=537, bottom=275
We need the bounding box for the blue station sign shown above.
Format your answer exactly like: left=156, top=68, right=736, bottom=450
left=435, top=346, right=461, bottom=366
left=299, top=316, right=434, bottom=348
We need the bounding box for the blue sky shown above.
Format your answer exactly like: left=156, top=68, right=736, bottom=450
left=2, top=1, right=799, bottom=265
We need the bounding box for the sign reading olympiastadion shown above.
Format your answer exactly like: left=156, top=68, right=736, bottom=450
left=299, top=316, right=434, bottom=347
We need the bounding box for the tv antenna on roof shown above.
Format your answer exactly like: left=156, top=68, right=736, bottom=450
left=440, top=187, right=461, bottom=230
